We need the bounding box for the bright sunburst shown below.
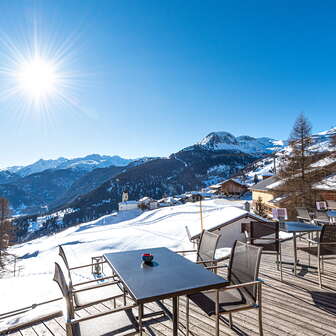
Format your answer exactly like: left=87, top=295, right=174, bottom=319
left=16, top=56, right=58, bottom=102
left=0, top=28, right=84, bottom=119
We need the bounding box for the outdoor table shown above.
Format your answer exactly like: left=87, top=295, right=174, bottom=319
left=327, top=210, right=336, bottom=223
left=280, top=222, right=322, bottom=276
left=104, top=247, right=228, bottom=336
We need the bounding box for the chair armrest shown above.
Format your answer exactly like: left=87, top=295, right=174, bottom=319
left=72, top=280, right=121, bottom=293
left=222, top=279, right=263, bottom=291
left=69, top=260, right=106, bottom=271
left=301, top=237, right=319, bottom=244
left=72, top=275, right=117, bottom=287
left=196, top=258, right=219, bottom=265
left=205, top=264, right=228, bottom=270
left=71, top=303, right=138, bottom=324
left=175, top=249, right=197, bottom=254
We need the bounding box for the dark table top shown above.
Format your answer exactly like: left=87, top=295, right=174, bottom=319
left=280, top=221, right=322, bottom=233
left=104, top=247, right=229, bottom=304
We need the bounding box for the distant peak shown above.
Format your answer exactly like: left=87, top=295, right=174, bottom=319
left=195, top=131, right=283, bottom=154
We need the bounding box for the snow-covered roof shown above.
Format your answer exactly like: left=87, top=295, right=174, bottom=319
left=138, top=197, right=155, bottom=202
left=311, top=156, right=336, bottom=168
left=189, top=206, right=270, bottom=239
left=209, top=179, right=247, bottom=189
left=250, top=176, right=281, bottom=191
left=313, top=174, right=336, bottom=191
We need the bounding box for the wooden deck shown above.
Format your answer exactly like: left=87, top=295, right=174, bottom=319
left=4, top=239, right=336, bottom=336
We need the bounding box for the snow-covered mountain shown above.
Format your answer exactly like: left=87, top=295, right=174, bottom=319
left=194, top=131, right=284, bottom=154
left=240, top=127, right=336, bottom=185
left=7, top=154, right=132, bottom=177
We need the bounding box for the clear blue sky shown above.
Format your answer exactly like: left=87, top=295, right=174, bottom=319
left=0, top=0, right=336, bottom=167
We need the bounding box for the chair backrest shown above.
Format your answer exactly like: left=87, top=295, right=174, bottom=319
left=327, top=200, right=336, bottom=210
left=228, top=241, right=262, bottom=302
left=316, top=201, right=328, bottom=211
left=53, top=262, right=75, bottom=320
left=243, top=221, right=279, bottom=252
left=185, top=226, right=192, bottom=242
left=320, top=225, right=336, bottom=254
left=296, top=208, right=311, bottom=221
left=59, top=245, right=70, bottom=269
left=58, top=245, right=73, bottom=282
left=196, top=230, right=220, bottom=267
left=315, top=211, right=330, bottom=223
left=320, top=225, right=336, bottom=243
left=272, top=208, right=288, bottom=221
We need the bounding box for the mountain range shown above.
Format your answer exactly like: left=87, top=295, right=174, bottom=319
left=1, top=131, right=281, bottom=217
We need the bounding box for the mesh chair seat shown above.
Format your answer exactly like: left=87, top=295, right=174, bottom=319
left=188, top=287, right=254, bottom=316
left=74, top=283, right=124, bottom=307
left=296, top=208, right=313, bottom=223
left=71, top=308, right=139, bottom=336
left=315, top=211, right=330, bottom=224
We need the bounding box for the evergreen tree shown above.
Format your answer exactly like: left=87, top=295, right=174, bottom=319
left=253, top=174, right=259, bottom=184
left=255, top=197, right=267, bottom=218
left=0, top=198, right=15, bottom=268
left=279, top=114, right=315, bottom=208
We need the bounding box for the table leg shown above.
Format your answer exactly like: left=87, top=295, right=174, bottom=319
left=293, top=232, right=297, bottom=276
left=139, top=304, right=143, bottom=335
left=173, top=296, right=178, bottom=336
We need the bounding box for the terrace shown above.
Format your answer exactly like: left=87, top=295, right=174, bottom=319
left=3, top=238, right=336, bottom=336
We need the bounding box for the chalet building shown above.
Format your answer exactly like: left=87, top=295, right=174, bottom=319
left=209, top=179, right=248, bottom=196
left=138, top=197, right=158, bottom=210
left=118, top=201, right=139, bottom=211
left=251, top=173, right=336, bottom=215
left=188, top=206, right=274, bottom=251
left=250, top=176, right=284, bottom=214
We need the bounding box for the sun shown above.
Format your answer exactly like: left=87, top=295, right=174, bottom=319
left=16, top=57, right=58, bottom=102
left=0, top=29, right=85, bottom=118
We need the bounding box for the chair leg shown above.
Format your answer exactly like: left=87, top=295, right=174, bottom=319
left=215, top=289, right=219, bottom=336
left=258, top=282, right=263, bottom=336
left=317, top=246, right=322, bottom=288
left=186, top=296, right=189, bottom=336
left=258, top=307, right=263, bottom=336
left=229, top=313, right=233, bottom=328
left=308, top=241, right=311, bottom=267
left=276, top=252, right=279, bottom=271
left=279, top=249, right=283, bottom=282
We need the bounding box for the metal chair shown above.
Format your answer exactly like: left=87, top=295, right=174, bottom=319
left=296, top=208, right=313, bottom=223
left=53, top=262, right=141, bottom=336
left=58, top=245, right=126, bottom=310
left=314, top=211, right=330, bottom=225
left=300, top=225, right=336, bottom=288
left=185, top=241, right=263, bottom=336
left=176, top=230, right=221, bottom=269
left=242, top=221, right=283, bottom=281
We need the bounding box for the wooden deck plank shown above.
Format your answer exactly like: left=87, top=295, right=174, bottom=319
left=5, top=239, right=336, bottom=336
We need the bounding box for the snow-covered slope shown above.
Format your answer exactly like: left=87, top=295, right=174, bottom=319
left=1, top=200, right=246, bottom=318
left=196, top=131, right=284, bottom=154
